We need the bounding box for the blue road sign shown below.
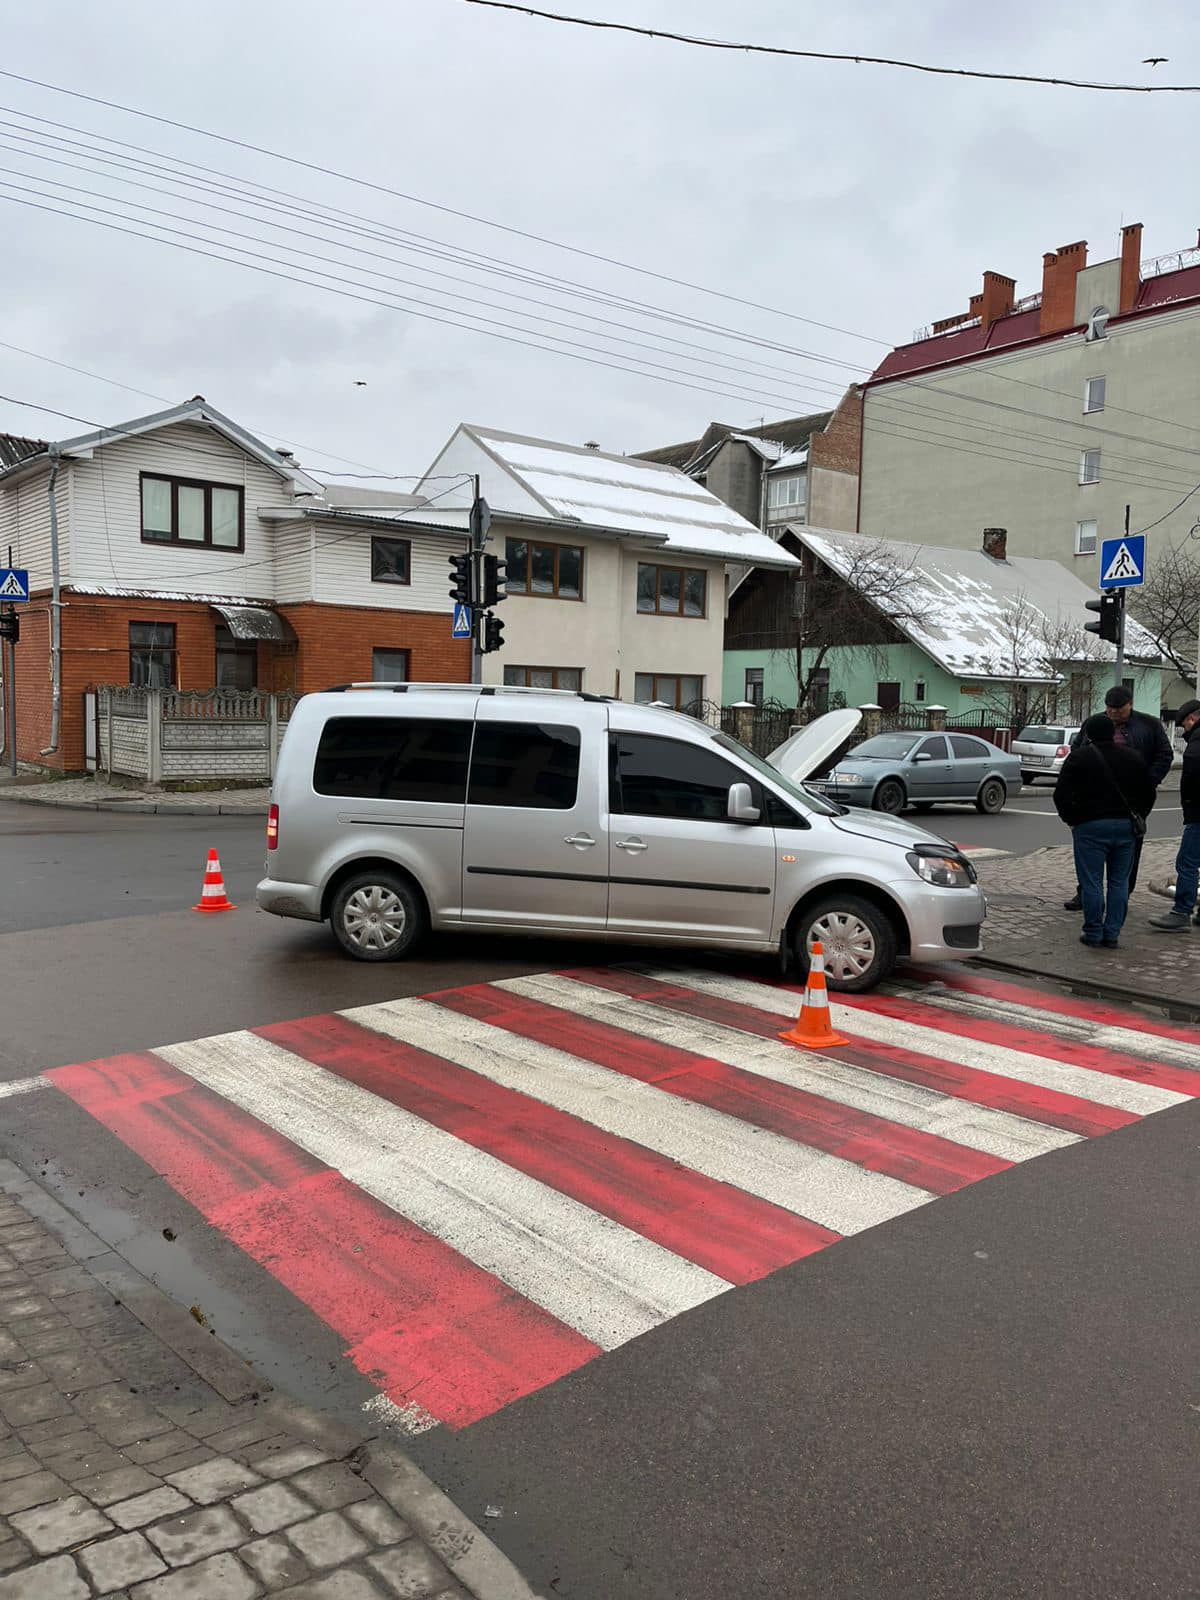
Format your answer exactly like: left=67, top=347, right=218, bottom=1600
left=451, top=602, right=472, bottom=638
left=0, top=568, right=30, bottom=601
left=1099, top=534, right=1146, bottom=589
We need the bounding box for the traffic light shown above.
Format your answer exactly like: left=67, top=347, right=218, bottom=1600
left=0, top=611, right=19, bottom=645
left=477, top=612, right=505, bottom=654
left=479, top=553, right=507, bottom=609
left=1084, top=590, right=1121, bottom=644
left=448, top=552, right=472, bottom=606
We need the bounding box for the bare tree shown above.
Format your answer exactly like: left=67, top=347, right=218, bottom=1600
left=974, top=596, right=1110, bottom=728
left=1130, top=539, right=1200, bottom=688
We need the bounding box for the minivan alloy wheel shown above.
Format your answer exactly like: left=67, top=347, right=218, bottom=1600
left=807, top=910, right=877, bottom=984
left=342, top=885, right=408, bottom=952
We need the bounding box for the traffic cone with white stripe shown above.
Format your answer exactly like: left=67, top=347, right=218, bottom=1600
left=192, top=848, right=236, bottom=913
left=779, top=942, right=848, bottom=1050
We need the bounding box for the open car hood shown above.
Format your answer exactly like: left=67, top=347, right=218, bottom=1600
left=767, top=708, right=863, bottom=783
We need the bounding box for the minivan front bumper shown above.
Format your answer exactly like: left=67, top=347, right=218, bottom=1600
left=887, top=877, right=986, bottom=961
left=256, top=876, right=323, bottom=922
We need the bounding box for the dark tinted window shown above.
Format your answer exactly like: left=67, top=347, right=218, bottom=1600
left=313, top=718, right=471, bottom=802
left=468, top=722, right=580, bottom=810
left=950, top=735, right=990, bottom=759
left=611, top=733, right=754, bottom=822
left=916, top=736, right=949, bottom=760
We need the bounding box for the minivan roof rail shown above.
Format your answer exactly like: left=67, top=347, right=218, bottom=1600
left=323, top=681, right=612, bottom=703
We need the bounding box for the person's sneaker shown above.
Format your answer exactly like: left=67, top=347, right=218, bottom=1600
left=1148, top=909, right=1192, bottom=931
left=1063, top=894, right=1082, bottom=911
left=1102, top=938, right=1120, bottom=949
left=1078, top=934, right=1102, bottom=948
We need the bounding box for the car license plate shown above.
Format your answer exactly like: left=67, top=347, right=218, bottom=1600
left=1025, top=753, right=1049, bottom=763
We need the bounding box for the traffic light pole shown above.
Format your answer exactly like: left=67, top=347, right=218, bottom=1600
left=1113, top=589, right=1127, bottom=690
left=469, top=475, right=487, bottom=688
left=4, top=542, right=14, bottom=776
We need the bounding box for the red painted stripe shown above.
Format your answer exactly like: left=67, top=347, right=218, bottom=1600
left=900, top=965, right=1200, bottom=1047
left=257, top=1012, right=833, bottom=1282
left=565, top=969, right=1136, bottom=1140
left=46, top=1052, right=597, bottom=1429
left=429, top=985, right=1011, bottom=1195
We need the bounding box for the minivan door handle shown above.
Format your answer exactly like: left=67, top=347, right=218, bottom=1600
left=563, top=832, right=597, bottom=849
left=615, top=836, right=648, bottom=854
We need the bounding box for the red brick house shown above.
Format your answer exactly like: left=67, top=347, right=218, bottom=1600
left=0, top=399, right=470, bottom=772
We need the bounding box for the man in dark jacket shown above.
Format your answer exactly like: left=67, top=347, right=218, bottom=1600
left=1062, top=686, right=1172, bottom=908
left=1148, top=698, right=1200, bottom=931
left=1054, top=712, right=1156, bottom=948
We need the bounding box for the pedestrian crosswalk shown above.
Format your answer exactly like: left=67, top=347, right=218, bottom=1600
left=39, top=964, right=1199, bottom=1435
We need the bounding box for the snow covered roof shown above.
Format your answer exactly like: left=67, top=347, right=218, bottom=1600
left=799, top=527, right=1161, bottom=680
left=66, top=583, right=275, bottom=604
left=769, top=446, right=809, bottom=474
left=426, top=426, right=797, bottom=568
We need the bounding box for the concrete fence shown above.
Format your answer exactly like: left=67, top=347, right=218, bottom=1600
left=95, top=687, right=297, bottom=786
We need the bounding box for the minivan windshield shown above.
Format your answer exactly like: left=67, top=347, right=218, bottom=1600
left=850, top=733, right=921, bottom=759
left=712, top=732, right=841, bottom=816
left=1016, top=726, right=1066, bottom=745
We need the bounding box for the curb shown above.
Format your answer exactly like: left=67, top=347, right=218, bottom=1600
left=0, top=791, right=267, bottom=816
left=969, top=955, right=1200, bottom=1023
left=363, top=1441, right=546, bottom=1600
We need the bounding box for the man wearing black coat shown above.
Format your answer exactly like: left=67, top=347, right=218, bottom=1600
left=1148, top=698, right=1200, bottom=931
left=1054, top=712, right=1156, bottom=948
left=1062, top=685, right=1172, bottom=909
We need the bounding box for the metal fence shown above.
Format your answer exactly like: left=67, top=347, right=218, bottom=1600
left=684, top=697, right=795, bottom=757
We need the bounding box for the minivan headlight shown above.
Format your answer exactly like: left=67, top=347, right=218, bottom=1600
left=906, top=850, right=974, bottom=888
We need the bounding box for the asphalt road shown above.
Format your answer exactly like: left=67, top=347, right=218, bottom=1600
left=1, top=801, right=1195, bottom=1599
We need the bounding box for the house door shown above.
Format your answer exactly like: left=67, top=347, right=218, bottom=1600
left=876, top=681, right=901, bottom=712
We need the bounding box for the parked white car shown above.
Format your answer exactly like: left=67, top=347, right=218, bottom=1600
left=1012, top=724, right=1081, bottom=785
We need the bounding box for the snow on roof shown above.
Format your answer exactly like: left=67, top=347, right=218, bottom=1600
left=769, top=446, right=809, bottom=473
left=67, top=583, right=275, bottom=604
left=800, top=527, right=1160, bottom=680
left=468, top=427, right=797, bottom=568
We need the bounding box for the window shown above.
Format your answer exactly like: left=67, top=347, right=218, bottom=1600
left=468, top=722, right=580, bottom=809
left=767, top=474, right=806, bottom=509
left=950, top=735, right=989, bottom=759
left=370, top=538, right=411, bottom=585
left=1079, top=449, right=1101, bottom=485
left=636, top=563, right=707, bottom=617
left=215, top=626, right=257, bottom=690
left=744, top=667, right=764, bottom=707
left=611, top=733, right=755, bottom=823
left=503, top=666, right=582, bottom=691
left=139, top=474, right=243, bottom=550
left=1075, top=519, right=1098, bottom=555
left=916, top=736, right=949, bottom=760
left=633, top=673, right=704, bottom=712
left=313, top=718, right=471, bottom=801
left=914, top=680, right=926, bottom=702
left=372, top=649, right=410, bottom=683
left=504, top=538, right=583, bottom=599
left=1087, top=306, right=1110, bottom=341
left=128, top=622, right=177, bottom=687
left=1084, top=376, right=1106, bottom=413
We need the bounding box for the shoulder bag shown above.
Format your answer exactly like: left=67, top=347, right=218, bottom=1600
left=1089, top=746, right=1147, bottom=839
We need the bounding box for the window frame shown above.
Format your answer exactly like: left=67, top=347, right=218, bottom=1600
left=1075, top=518, right=1098, bottom=556
left=214, top=624, right=257, bottom=691
left=633, top=672, right=705, bottom=713
left=1084, top=376, right=1106, bottom=414
left=370, top=536, right=412, bottom=586
left=128, top=621, right=178, bottom=688
left=1079, top=448, right=1101, bottom=486
left=610, top=731, right=763, bottom=825
left=766, top=473, right=806, bottom=510
left=915, top=735, right=950, bottom=761
left=502, top=665, right=583, bottom=691
left=467, top=721, right=582, bottom=811
left=139, top=472, right=245, bottom=552
left=312, top=716, right=473, bottom=803
left=636, top=562, right=708, bottom=618
left=504, top=537, right=584, bottom=600
left=744, top=666, right=764, bottom=708
left=371, top=648, right=411, bottom=683
left=950, top=734, right=990, bottom=759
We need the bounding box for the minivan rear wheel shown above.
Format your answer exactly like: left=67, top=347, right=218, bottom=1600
left=794, top=894, right=898, bottom=992
left=330, top=871, right=424, bottom=962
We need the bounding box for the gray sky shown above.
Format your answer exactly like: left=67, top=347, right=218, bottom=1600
left=1, top=0, right=1197, bottom=482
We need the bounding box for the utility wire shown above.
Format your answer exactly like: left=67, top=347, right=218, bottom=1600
left=456, top=1, right=1200, bottom=93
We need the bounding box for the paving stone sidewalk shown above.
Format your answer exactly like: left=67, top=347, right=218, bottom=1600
left=973, top=838, right=1198, bottom=1014
left=0, top=1164, right=540, bottom=1600
left=0, top=776, right=269, bottom=816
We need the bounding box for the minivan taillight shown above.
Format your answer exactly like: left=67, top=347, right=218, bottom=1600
left=267, top=803, right=279, bottom=850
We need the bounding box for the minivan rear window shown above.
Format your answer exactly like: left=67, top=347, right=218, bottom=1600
left=468, top=722, right=580, bottom=810
left=313, top=718, right=472, bottom=802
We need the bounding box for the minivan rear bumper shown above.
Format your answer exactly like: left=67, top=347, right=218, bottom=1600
left=256, top=876, right=323, bottom=922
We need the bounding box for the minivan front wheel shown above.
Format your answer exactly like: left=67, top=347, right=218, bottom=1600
left=331, top=871, right=424, bottom=962
left=795, top=894, right=898, bottom=992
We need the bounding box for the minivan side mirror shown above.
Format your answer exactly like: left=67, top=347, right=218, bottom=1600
left=727, top=782, right=761, bottom=823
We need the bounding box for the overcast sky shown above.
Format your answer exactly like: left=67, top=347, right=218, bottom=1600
left=1, top=0, right=1197, bottom=483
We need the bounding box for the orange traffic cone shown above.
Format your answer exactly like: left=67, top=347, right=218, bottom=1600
left=778, top=941, right=848, bottom=1049
left=192, top=848, right=236, bottom=913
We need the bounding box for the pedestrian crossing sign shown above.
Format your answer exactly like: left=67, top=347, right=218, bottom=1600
left=451, top=602, right=472, bottom=638
left=0, top=568, right=29, bottom=601
left=1099, top=535, right=1145, bottom=588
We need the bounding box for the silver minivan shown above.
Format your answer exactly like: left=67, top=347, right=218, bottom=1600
left=257, top=687, right=986, bottom=991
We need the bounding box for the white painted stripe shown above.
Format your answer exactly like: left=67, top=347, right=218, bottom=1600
left=347, top=997, right=934, bottom=1237
left=156, top=1031, right=726, bottom=1351
left=631, top=968, right=1185, bottom=1117
left=0, top=1075, right=51, bottom=1099
left=892, top=981, right=1200, bottom=1073
left=360, top=1393, right=439, bottom=1437
left=498, top=975, right=1078, bottom=1162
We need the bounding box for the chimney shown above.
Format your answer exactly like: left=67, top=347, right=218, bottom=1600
left=1039, top=240, right=1088, bottom=335
left=979, top=271, right=1015, bottom=329
left=1119, top=222, right=1143, bottom=314
left=982, top=527, right=1008, bottom=561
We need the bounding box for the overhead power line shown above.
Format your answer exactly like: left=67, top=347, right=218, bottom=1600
left=0, top=66, right=888, bottom=344
left=456, top=0, right=1200, bottom=93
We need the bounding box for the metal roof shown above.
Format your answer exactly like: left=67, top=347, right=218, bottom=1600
left=0, top=433, right=48, bottom=470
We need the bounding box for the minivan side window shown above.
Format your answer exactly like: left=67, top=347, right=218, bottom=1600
left=468, top=722, right=580, bottom=810
left=313, top=718, right=472, bottom=802
left=610, top=733, right=757, bottom=822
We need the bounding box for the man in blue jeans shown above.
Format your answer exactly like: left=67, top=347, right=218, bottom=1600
left=1148, top=697, right=1200, bottom=931
left=1054, top=713, right=1156, bottom=948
